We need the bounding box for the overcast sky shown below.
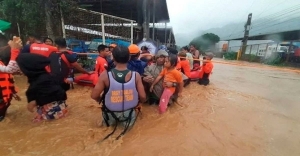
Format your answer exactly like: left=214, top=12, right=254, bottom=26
left=166, top=0, right=300, bottom=45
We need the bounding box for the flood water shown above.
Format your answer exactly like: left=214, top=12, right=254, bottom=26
left=1, top=59, right=300, bottom=156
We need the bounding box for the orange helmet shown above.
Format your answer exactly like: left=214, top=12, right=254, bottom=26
left=109, top=44, right=117, bottom=48
left=128, top=44, right=140, bottom=54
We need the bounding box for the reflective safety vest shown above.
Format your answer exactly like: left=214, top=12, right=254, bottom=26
left=100, top=71, right=141, bottom=141
left=104, top=71, right=139, bottom=111
left=0, top=61, right=17, bottom=104
left=30, top=43, right=57, bottom=57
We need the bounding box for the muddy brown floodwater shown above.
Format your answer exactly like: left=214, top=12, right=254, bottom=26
left=1, top=59, right=300, bottom=156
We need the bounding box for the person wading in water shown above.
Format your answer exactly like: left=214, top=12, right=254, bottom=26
left=91, top=46, right=146, bottom=140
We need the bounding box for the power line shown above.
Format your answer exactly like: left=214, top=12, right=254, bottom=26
left=227, top=15, right=300, bottom=38
left=250, top=16, right=300, bottom=33
left=225, top=4, right=300, bottom=39
left=251, top=9, right=300, bottom=29
left=253, top=4, right=300, bottom=22
left=252, top=14, right=300, bottom=30
left=252, top=6, right=300, bottom=27
left=224, top=16, right=300, bottom=39
left=227, top=0, right=256, bottom=39
left=253, top=0, right=291, bottom=21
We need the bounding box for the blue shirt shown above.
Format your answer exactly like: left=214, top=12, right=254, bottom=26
left=127, top=59, right=147, bottom=75
left=21, top=44, right=31, bottom=53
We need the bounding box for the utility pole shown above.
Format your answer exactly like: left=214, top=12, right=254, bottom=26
left=152, top=0, right=156, bottom=41
left=241, top=13, right=252, bottom=56
left=143, top=0, right=148, bottom=39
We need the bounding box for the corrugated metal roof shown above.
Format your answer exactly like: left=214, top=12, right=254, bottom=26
left=78, top=0, right=170, bottom=23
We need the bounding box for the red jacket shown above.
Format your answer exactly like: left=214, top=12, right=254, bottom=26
left=30, top=43, right=58, bottom=57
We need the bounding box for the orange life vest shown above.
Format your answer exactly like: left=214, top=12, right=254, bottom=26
left=0, top=61, right=17, bottom=104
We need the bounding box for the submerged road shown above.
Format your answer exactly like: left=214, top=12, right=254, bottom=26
left=0, top=59, right=300, bottom=156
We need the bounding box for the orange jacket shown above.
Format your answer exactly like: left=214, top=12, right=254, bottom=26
left=30, top=43, right=58, bottom=57
left=180, top=59, right=191, bottom=78
left=199, top=60, right=213, bottom=79
left=0, top=61, right=17, bottom=104
left=175, top=57, right=181, bottom=71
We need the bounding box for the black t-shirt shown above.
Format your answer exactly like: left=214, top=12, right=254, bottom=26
left=49, top=52, right=76, bottom=84
left=59, top=53, right=77, bottom=91
left=64, top=53, right=77, bottom=64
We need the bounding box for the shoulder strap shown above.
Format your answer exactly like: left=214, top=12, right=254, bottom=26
left=60, top=53, right=71, bottom=68
left=131, top=71, right=136, bottom=81
left=100, top=70, right=110, bottom=104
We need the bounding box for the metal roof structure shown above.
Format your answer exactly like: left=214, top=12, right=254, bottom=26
left=78, top=0, right=170, bottom=23
left=149, top=27, right=175, bottom=45
left=77, top=0, right=175, bottom=44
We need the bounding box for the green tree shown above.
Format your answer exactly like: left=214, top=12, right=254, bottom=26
left=0, top=0, right=77, bottom=40
left=189, top=33, right=220, bottom=51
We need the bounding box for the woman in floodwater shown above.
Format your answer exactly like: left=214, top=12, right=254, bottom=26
left=0, top=35, right=23, bottom=121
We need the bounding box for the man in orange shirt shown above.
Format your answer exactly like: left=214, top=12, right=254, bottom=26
left=198, top=53, right=214, bottom=86
left=178, top=52, right=191, bottom=87
left=95, top=44, right=110, bottom=76
left=92, top=45, right=110, bottom=86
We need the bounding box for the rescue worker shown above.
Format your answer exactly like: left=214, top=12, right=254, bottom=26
left=16, top=53, right=68, bottom=122
left=181, top=46, right=194, bottom=70
left=21, top=34, right=57, bottom=57
left=127, top=44, right=147, bottom=75
left=91, top=46, right=146, bottom=140
left=178, top=52, right=191, bottom=87
left=93, top=44, right=110, bottom=85
left=198, top=53, right=214, bottom=86
left=0, top=36, right=23, bottom=121
left=105, top=44, right=117, bottom=71
left=140, top=46, right=153, bottom=65
left=50, top=38, right=90, bottom=91
left=94, top=44, right=110, bottom=76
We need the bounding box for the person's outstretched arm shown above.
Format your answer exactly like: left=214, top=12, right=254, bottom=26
left=71, top=62, right=91, bottom=75
left=0, top=38, right=22, bottom=73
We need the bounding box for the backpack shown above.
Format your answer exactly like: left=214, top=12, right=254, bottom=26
left=48, top=51, right=71, bottom=84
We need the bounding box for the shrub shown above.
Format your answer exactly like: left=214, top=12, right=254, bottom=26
left=223, top=51, right=237, bottom=60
